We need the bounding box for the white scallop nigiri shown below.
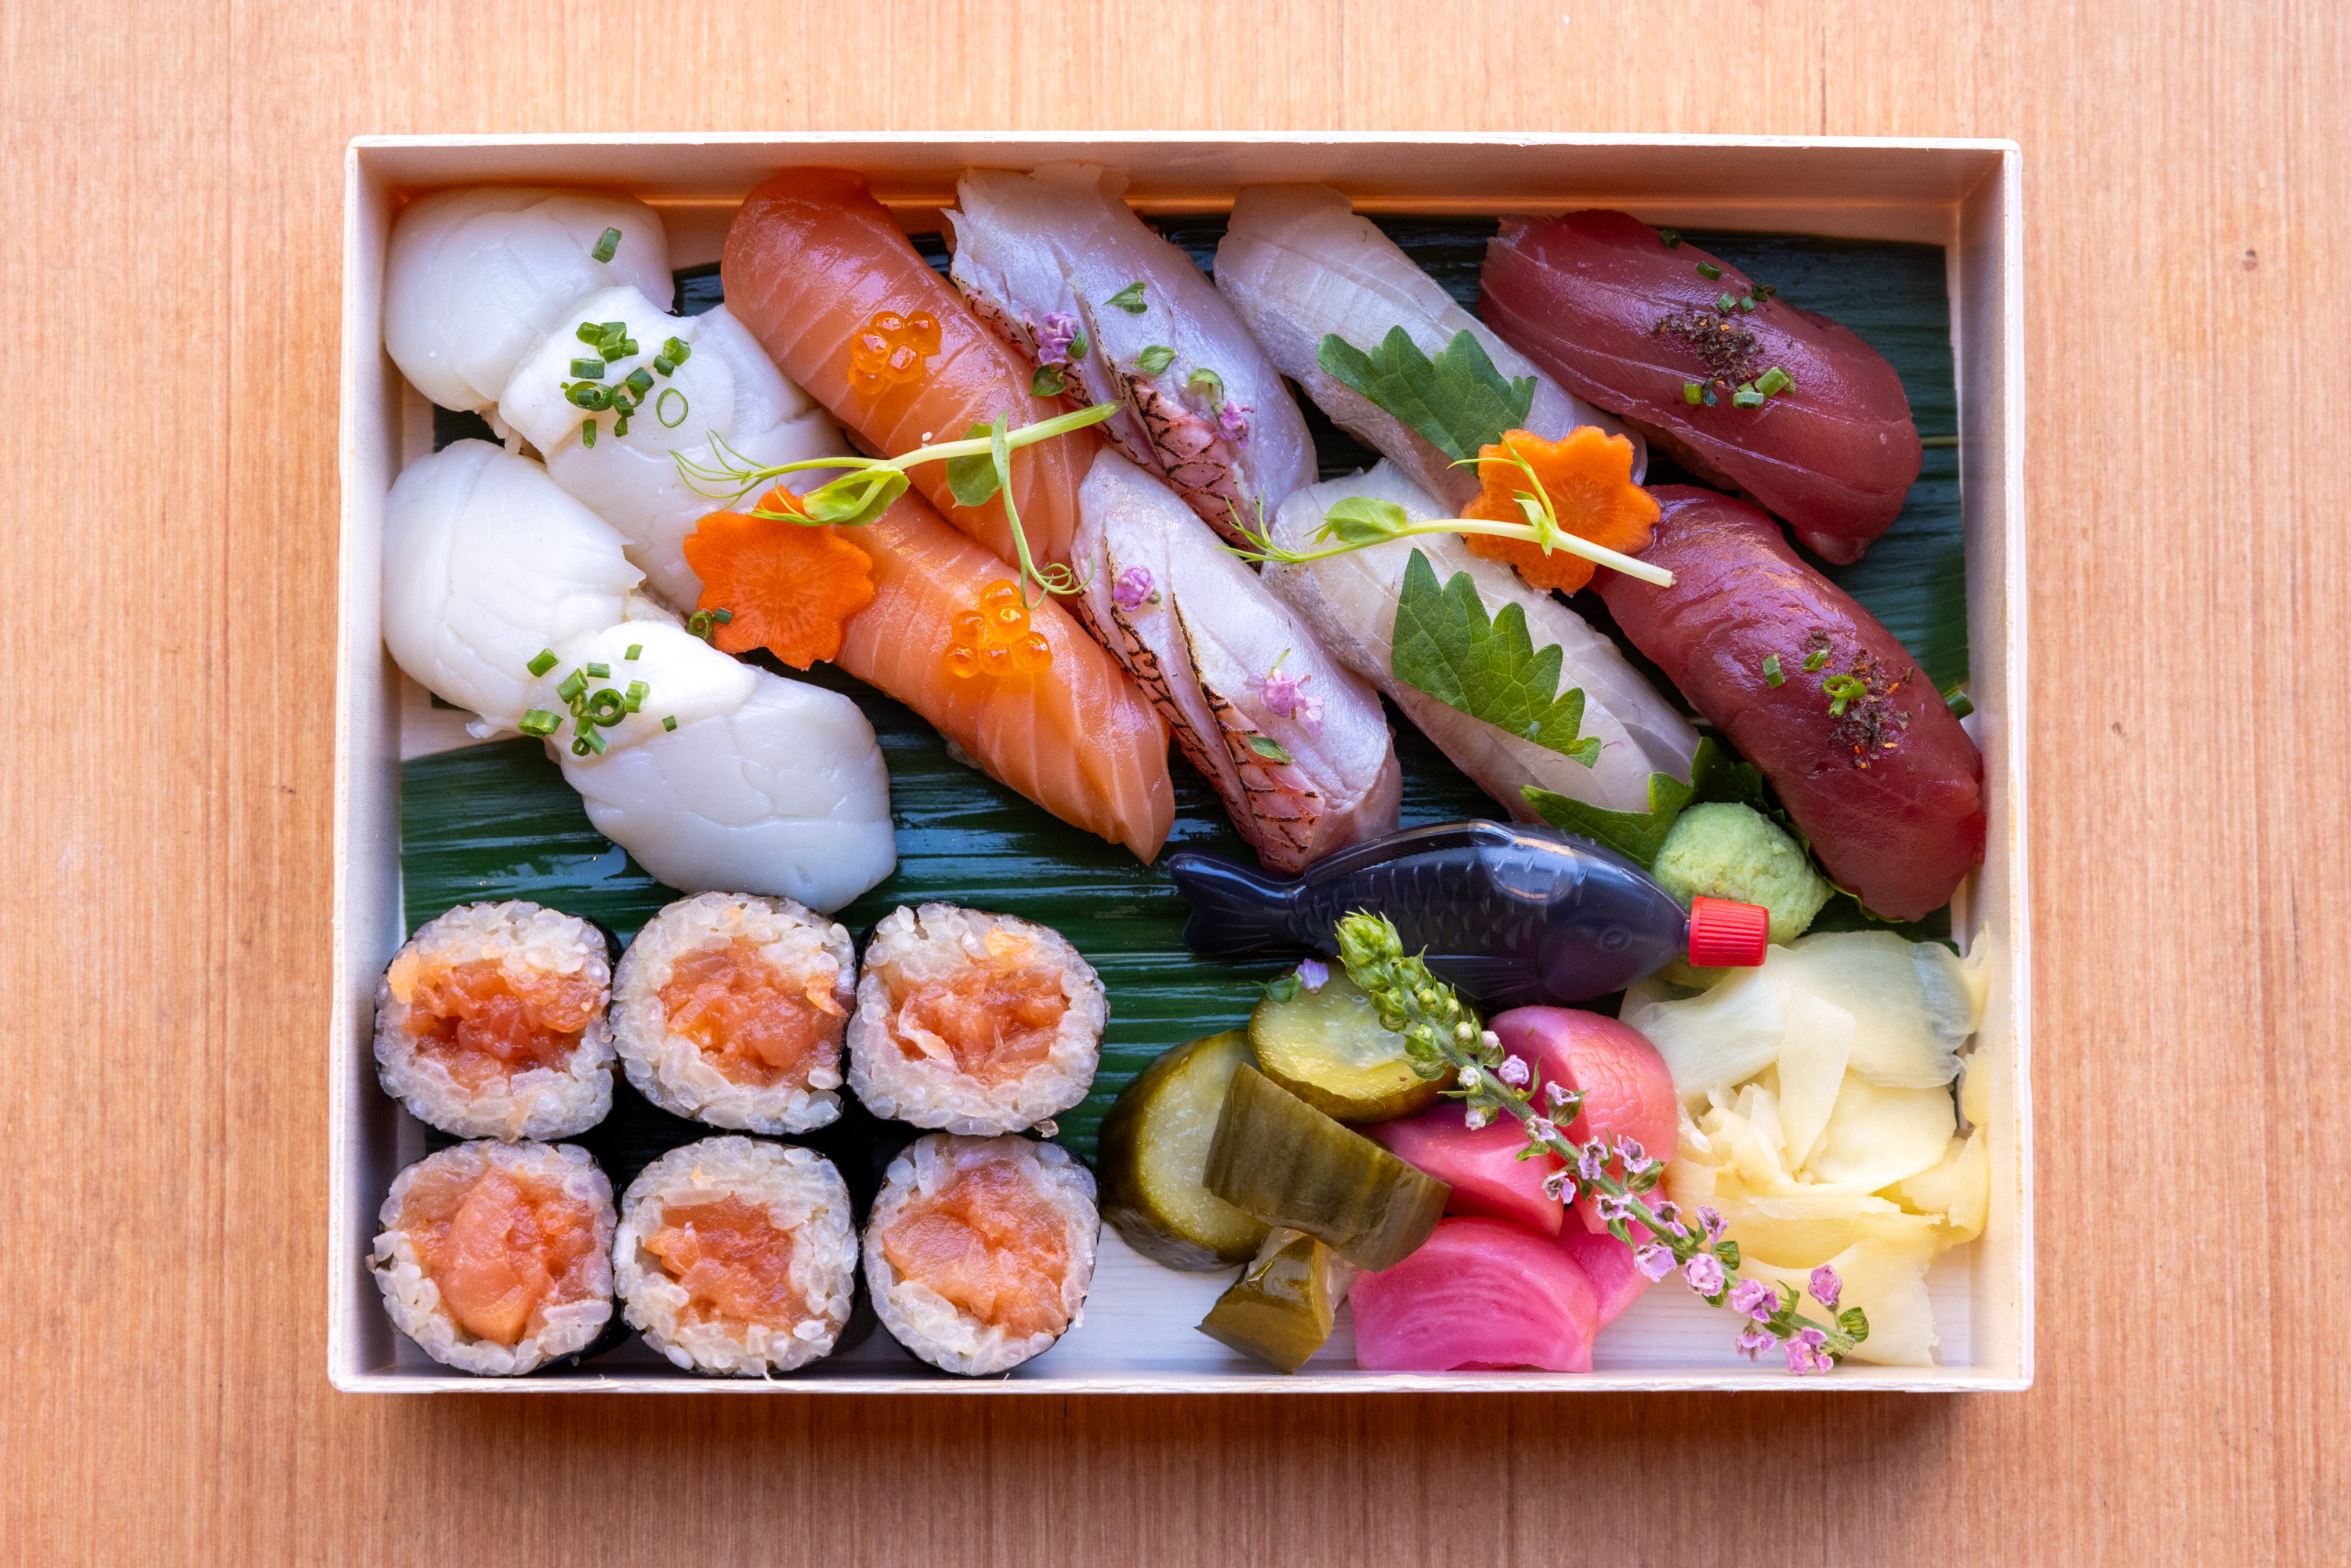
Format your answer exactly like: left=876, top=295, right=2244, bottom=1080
left=1214, top=183, right=1641, bottom=510
left=561, top=670, right=896, bottom=913
left=383, top=187, right=672, bottom=414
left=1076, top=449, right=1397, bottom=871
left=1259, top=462, right=1699, bottom=818
left=380, top=440, right=642, bottom=734
left=523, top=620, right=757, bottom=762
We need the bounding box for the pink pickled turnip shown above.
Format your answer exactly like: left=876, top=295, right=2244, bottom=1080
left=1557, top=1224, right=1650, bottom=1330
left=1351, top=1218, right=1599, bottom=1372
left=1371, top=1110, right=1563, bottom=1236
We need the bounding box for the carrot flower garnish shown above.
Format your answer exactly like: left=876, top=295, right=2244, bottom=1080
left=1458, top=427, right=1659, bottom=594
left=682, top=492, right=877, bottom=669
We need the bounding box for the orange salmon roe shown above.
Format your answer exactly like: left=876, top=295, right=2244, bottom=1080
left=659, top=940, right=844, bottom=1089
left=887, top=954, right=1067, bottom=1085
left=400, top=1167, right=600, bottom=1346
left=849, top=309, right=942, bottom=396
left=394, top=956, right=603, bottom=1091
left=645, top=1193, right=805, bottom=1330
left=943, top=578, right=1054, bottom=681
left=880, top=1158, right=1071, bottom=1338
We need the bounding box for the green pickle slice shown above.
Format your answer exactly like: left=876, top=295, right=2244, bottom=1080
left=1098, top=1030, right=1271, bottom=1269
left=1204, top=1064, right=1450, bottom=1271
left=1249, top=970, right=1447, bottom=1124
left=1197, top=1227, right=1360, bottom=1374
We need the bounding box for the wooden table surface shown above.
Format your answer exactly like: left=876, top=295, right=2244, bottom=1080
left=5, top=2, right=2345, bottom=1562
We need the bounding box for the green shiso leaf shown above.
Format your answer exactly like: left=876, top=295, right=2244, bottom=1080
left=1389, top=549, right=1599, bottom=765
left=1521, top=735, right=1740, bottom=867
left=1316, top=326, right=1534, bottom=462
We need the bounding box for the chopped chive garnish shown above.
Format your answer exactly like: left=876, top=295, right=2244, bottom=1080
left=1802, top=648, right=1829, bottom=672
left=625, top=644, right=643, bottom=661
left=1755, top=366, right=1793, bottom=396
left=518, top=708, right=562, bottom=737
left=600, top=320, right=625, bottom=336
left=612, top=339, right=640, bottom=360
left=712, top=608, right=734, bottom=625
left=526, top=648, right=559, bottom=678
left=1946, top=689, right=1975, bottom=719
left=556, top=668, right=588, bottom=703
left=1701, top=386, right=1719, bottom=407
left=1732, top=386, right=1767, bottom=409
left=624, top=680, right=650, bottom=712
left=584, top=688, right=627, bottom=726
left=563, top=382, right=610, bottom=411
left=570, top=357, right=605, bottom=378
left=580, top=419, right=597, bottom=448
left=662, top=715, right=679, bottom=731
left=1658, top=227, right=1683, bottom=248
left=1683, top=382, right=1704, bottom=405
left=613, top=413, right=631, bottom=437
left=1755, top=284, right=1777, bottom=300
left=1716, top=292, right=1737, bottom=313
left=657, top=387, right=688, bottom=428
left=1737, top=295, right=1756, bottom=312
left=1822, top=674, right=1869, bottom=718
left=661, top=336, right=690, bottom=365
left=578, top=723, right=609, bottom=755
left=652, top=355, right=677, bottom=376
left=1762, top=654, right=1784, bottom=688
left=576, top=321, right=604, bottom=346
left=1695, top=261, right=1723, bottom=281
left=585, top=661, right=610, bottom=679
left=623, top=367, right=654, bottom=397
left=592, top=226, right=621, bottom=263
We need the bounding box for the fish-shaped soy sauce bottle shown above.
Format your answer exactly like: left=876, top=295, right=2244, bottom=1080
left=1168, top=820, right=1767, bottom=1006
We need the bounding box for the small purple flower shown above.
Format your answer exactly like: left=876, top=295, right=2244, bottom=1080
left=1785, top=1329, right=1833, bottom=1375
left=1697, top=1205, right=1727, bottom=1242
left=1650, top=1199, right=1682, bottom=1229
left=1034, top=310, right=1081, bottom=364
left=1112, top=566, right=1154, bottom=610
left=1497, top=1055, right=1531, bottom=1088
left=1736, top=1325, right=1776, bottom=1360
left=1681, top=1254, right=1726, bottom=1297
left=1633, top=1244, right=1675, bottom=1282
left=1728, top=1278, right=1778, bottom=1323
left=1479, top=1029, right=1502, bottom=1055
left=1593, top=1192, right=1632, bottom=1226
left=1524, top=1119, right=1559, bottom=1154
left=1295, top=958, right=1329, bottom=992
left=1575, top=1143, right=1607, bottom=1183
left=1809, top=1265, right=1842, bottom=1310
left=1248, top=663, right=1324, bottom=733
left=1541, top=1168, right=1570, bottom=1202
left=1464, top=1105, right=1492, bottom=1132
left=1614, top=1135, right=1651, bottom=1174
left=1544, top=1081, right=1574, bottom=1110
left=1216, top=400, right=1253, bottom=446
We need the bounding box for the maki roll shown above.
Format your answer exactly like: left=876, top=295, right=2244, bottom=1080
left=864, top=1134, right=1099, bottom=1375
left=846, top=904, right=1105, bottom=1135
left=613, top=1137, right=858, bottom=1376
left=371, top=1140, right=616, bottom=1376
left=374, top=901, right=614, bottom=1141
left=610, top=893, right=854, bottom=1134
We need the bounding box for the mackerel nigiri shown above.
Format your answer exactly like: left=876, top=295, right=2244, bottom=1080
left=835, top=491, right=1174, bottom=864
left=1213, top=183, right=1638, bottom=512
left=1259, top=462, right=1701, bottom=820
left=949, top=165, right=1316, bottom=542
left=1075, top=450, right=1398, bottom=871
left=721, top=168, right=1091, bottom=570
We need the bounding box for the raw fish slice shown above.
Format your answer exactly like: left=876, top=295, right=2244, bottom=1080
left=384, top=187, right=672, bottom=415
left=835, top=492, right=1173, bottom=863
left=1596, top=488, right=1984, bottom=920
left=562, top=669, right=895, bottom=913
left=1213, top=183, right=1639, bottom=511
left=524, top=620, right=756, bottom=762
left=720, top=168, right=1090, bottom=570
left=1260, top=463, right=1701, bottom=817
left=381, top=440, right=642, bottom=733
left=1481, top=210, right=1922, bottom=563
left=949, top=165, right=1317, bottom=541
left=1350, top=1218, right=1599, bottom=1373
left=1075, top=451, right=1397, bottom=871
left=542, top=305, right=843, bottom=613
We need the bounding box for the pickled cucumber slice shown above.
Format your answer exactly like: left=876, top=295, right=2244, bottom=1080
left=1098, top=1030, right=1271, bottom=1270
left=1197, top=1227, right=1360, bottom=1374
left=1204, top=1064, right=1449, bottom=1272
left=1249, top=971, right=1447, bottom=1124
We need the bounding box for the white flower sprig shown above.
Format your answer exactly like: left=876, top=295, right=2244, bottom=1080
left=1332, top=911, right=1867, bottom=1373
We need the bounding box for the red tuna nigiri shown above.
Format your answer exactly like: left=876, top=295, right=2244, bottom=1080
left=1353, top=1218, right=1599, bottom=1372
left=1480, top=210, right=1922, bottom=563
left=722, top=168, right=1092, bottom=570
left=1597, top=487, right=1984, bottom=920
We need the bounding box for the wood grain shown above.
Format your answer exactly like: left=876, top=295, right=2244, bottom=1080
left=2, top=1, right=2345, bottom=1562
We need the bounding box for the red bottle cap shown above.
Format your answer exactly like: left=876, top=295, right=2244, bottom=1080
left=1686, top=896, right=1770, bottom=968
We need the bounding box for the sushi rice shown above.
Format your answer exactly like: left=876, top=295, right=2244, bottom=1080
left=864, top=1134, right=1099, bottom=1376
left=614, top=1137, right=858, bottom=1377
left=374, top=901, right=616, bottom=1142
left=610, top=892, right=854, bottom=1134
left=371, top=1140, right=617, bottom=1377
left=846, top=904, right=1106, bottom=1136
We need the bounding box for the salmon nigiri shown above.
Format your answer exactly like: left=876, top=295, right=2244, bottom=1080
left=835, top=491, right=1173, bottom=863
left=722, top=168, right=1092, bottom=570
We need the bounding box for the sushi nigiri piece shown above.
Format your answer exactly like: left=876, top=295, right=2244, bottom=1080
left=380, top=440, right=645, bottom=735
left=1259, top=462, right=1701, bottom=819
left=384, top=186, right=671, bottom=416
left=1481, top=211, right=1923, bottom=563
left=834, top=491, right=1175, bottom=864
left=524, top=620, right=756, bottom=761
left=721, top=168, right=1091, bottom=570
left=949, top=165, right=1317, bottom=541
left=1213, top=183, right=1638, bottom=512
left=1075, top=450, right=1398, bottom=871
left=562, top=668, right=896, bottom=914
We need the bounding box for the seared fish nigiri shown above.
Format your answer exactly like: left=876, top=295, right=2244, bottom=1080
left=1076, top=449, right=1398, bottom=871
left=950, top=165, right=1317, bottom=542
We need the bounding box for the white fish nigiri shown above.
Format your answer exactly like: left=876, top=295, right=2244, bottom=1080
left=563, top=670, right=896, bottom=912
left=948, top=164, right=1316, bottom=542
left=533, top=302, right=842, bottom=614
left=1077, top=450, right=1398, bottom=871
left=1214, top=183, right=1641, bottom=511
left=381, top=440, right=643, bottom=734
left=383, top=187, right=672, bottom=415
left=1261, top=462, right=1699, bottom=817
left=523, top=621, right=757, bottom=762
